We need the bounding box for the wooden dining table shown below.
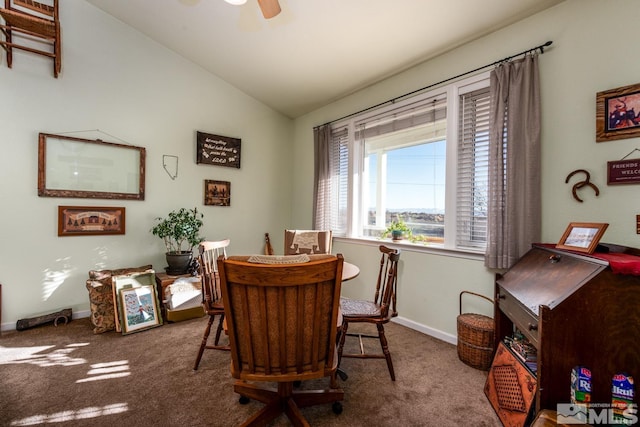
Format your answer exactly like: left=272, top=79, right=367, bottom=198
left=228, top=254, right=359, bottom=283
left=342, top=261, right=360, bottom=282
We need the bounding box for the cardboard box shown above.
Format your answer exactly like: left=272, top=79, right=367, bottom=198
left=165, top=277, right=202, bottom=310
left=165, top=306, right=205, bottom=323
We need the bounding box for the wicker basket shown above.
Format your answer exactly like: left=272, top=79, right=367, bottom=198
left=457, top=291, right=494, bottom=370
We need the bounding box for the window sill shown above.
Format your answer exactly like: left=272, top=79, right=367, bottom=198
left=333, top=236, right=486, bottom=262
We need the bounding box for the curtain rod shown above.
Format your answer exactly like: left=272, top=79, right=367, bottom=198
left=314, top=40, right=553, bottom=129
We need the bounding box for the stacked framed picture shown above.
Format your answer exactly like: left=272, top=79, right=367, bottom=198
left=113, top=271, right=162, bottom=334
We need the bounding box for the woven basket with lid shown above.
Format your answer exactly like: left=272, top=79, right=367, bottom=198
left=457, top=291, right=495, bottom=370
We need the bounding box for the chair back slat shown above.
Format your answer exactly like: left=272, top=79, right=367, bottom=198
left=218, top=255, right=343, bottom=383
left=11, top=0, right=56, bottom=18
left=284, top=229, right=333, bottom=255
left=374, top=245, right=400, bottom=319
left=198, top=240, right=230, bottom=308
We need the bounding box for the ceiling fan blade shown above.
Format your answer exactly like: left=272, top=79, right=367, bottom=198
left=257, top=0, right=281, bottom=19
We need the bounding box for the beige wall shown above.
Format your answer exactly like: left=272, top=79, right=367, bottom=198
left=292, top=0, right=640, bottom=342
left=0, top=1, right=293, bottom=329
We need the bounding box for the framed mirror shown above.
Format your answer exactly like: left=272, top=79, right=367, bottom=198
left=38, top=133, right=146, bottom=200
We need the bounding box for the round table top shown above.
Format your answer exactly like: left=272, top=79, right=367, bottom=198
left=342, top=262, right=360, bottom=281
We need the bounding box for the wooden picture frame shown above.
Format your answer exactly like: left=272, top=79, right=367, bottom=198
left=38, top=133, right=146, bottom=200
left=204, top=180, right=231, bottom=206
left=58, top=206, right=125, bottom=236
left=112, top=270, right=156, bottom=333
left=556, top=222, right=609, bottom=254
left=596, top=83, right=640, bottom=142
left=118, top=284, right=162, bottom=335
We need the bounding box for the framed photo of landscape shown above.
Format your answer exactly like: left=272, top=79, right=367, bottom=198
left=596, top=83, right=640, bottom=142
left=118, top=285, right=162, bottom=335
left=204, top=180, right=231, bottom=206
left=556, top=222, right=608, bottom=254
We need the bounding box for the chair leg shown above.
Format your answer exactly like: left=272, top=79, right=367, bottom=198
left=54, top=28, right=61, bottom=77
left=6, top=29, right=13, bottom=68
left=193, top=315, right=215, bottom=370
left=337, top=321, right=348, bottom=369
left=235, top=380, right=343, bottom=426
left=377, top=323, right=395, bottom=381
left=213, top=313, right=225, bottom=346
left=284, top=397, right=309, bottom=427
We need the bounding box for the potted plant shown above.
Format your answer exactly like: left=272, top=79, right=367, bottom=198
left=381, top=217, right=413, bottom=241
left=151, top=207, right=204, bottom=274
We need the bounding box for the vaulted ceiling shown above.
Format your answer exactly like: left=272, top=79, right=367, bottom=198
left=84, top=0, right=564, bottom=118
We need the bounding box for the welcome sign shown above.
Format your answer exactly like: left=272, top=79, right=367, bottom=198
left=607, top=158, right=640, bottom=185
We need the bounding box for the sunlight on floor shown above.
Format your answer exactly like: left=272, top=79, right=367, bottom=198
left=3, top=343, right=133, bottom=425
left=0, top=343, right=87, bottom=366
left=76, top=360, right=131, bottom=383
left=9, top=403, right=129, bottom=426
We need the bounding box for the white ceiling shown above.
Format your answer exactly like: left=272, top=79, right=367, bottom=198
left=84, top=0, right=564, bottom=118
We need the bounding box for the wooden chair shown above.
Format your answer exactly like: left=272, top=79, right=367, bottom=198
left=337, top=245, right=401, bottom=381
left=284, top=229, right=332, bottom=255
left=0, top=0, right=61, bottom=77
left=218, top=254, right=345, bottom=426
left=193, top=239, right=231, bottom=370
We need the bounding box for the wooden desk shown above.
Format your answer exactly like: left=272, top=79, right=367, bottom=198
left=493, top=243, right=640, bottom=415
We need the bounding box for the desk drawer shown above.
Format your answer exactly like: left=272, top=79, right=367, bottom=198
left=497, top=284, right=539, bottom=347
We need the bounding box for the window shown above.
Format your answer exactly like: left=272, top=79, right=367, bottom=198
left=457, top=84, right=491, bottom=250
left=322, top=73, right=490, bottom=253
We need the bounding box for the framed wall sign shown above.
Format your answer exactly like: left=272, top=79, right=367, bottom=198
left=607, top=158, right=640, bottom=185
left=196, top=131, right=241, bottom=169
left=58, top=206, right=125, bottom=236
left=38, top=133, right=146, bottom=200
left=204, top=180, right=231, bottom=206
left=556, top=222, right=608, bottom=254
left=596, top=83, right=640, bottom=142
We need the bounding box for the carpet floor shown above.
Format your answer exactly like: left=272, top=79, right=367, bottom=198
left=0, top=317, right=501, bottom=426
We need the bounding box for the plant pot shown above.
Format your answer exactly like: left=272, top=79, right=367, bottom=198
left=165, top=251, right=193, bottom=275
left=391, top=230, right=404, bottom=241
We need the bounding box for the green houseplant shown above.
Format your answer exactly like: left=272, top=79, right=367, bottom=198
left=381, top=217, right=413, bottom=241
left=151, top=207, right=204, bottom=274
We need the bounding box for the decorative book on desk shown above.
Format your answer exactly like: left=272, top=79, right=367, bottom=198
left=485, top=341, right=538, bottom=427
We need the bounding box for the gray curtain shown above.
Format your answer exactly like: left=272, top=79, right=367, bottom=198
left=313, top=124, right=331, bottom=229
left=484, top=54, right=541, bottom=269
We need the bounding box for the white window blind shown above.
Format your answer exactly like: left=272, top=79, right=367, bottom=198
left=456, top=86, right=490, bottom=249
left=327, top=124, right=349, bottom=236
left=354, top=97, right=447, bottom=144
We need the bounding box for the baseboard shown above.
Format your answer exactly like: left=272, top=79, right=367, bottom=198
left=1, top=309, right=91, bottom=333
left=0, top=310, right=458, bottom=346
left=392, top=316, right=458, bottom=346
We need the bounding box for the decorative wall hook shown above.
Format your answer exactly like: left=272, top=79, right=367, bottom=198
left=565, top=169, right=600, bottom=203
